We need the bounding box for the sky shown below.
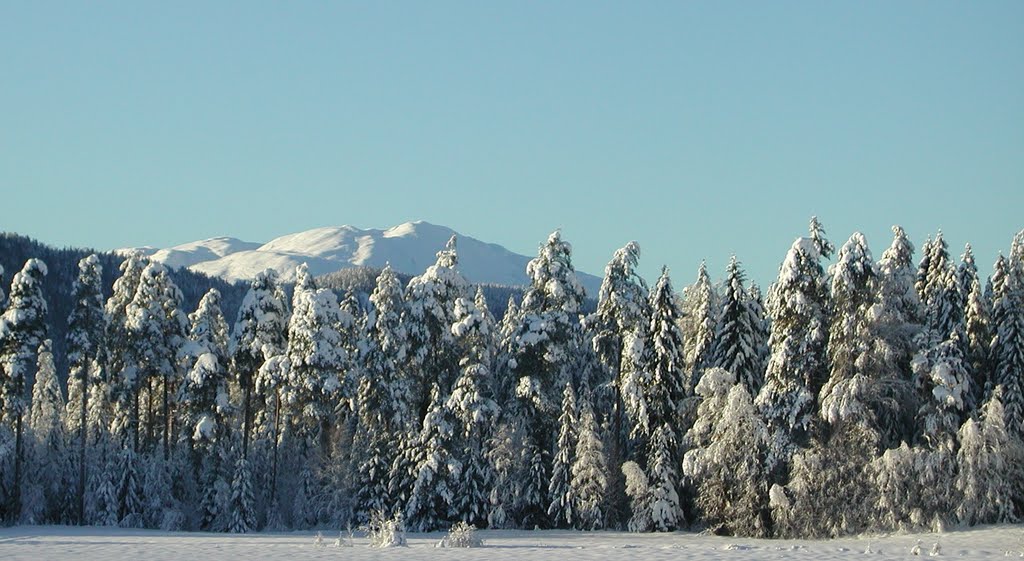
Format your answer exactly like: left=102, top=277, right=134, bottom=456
left=2, top=2, right=1022, bottom=288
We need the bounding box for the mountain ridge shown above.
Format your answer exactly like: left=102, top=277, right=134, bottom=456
left=119, top=221, right=603, bottom=294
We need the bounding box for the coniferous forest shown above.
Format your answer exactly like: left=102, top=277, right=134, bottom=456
left=1, top=218, right=1023, bottom=539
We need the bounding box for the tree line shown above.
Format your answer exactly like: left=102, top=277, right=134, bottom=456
left=0, top=218, right=1022, bottom=538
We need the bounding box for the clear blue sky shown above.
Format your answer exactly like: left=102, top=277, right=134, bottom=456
left=2, top=2, right=1022, bottom=288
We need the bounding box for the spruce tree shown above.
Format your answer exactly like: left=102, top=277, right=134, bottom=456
left=405, top=384, right=458, bottom=532
left=509, top=230, right=586, bottom=525
left=684, top=383, right=770, bottom=537
left=547, top=383, right=577, bottom=528
left=757, top=235, right=829, bottom=463
left=570, top=396, right=608, bottom=530
left=709, top=257, right=764, bottom=395
left=26, top=339, right=66, bottom=523
left=447, top=293, right=499, bottom=527
left=404, top=235, right=469, bottom=420
left=647, top=423, right=682, bottom=531
left=227, top=456, right=257, bottom=532
left=991, top=251, right=1024, bottom=436
left=954, top=393, right=1019, bottom=526
left=366, top=264, right=414, bottom=432
left=684, top=261, right=717, bottom=389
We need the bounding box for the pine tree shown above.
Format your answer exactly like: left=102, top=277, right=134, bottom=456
left=285, top=263, right=345, bottom=470
left=547, top=383, right=577, bottom=528
left=230, top=269, right=289, bottom=460
left=65, top=254, right=105, bottom=525
left=0, top=258, right=48, bottom=522
left=25, top=340, right=66, bottom=523
left=178, top=290, right=232, bottom=531
left=709, top=257, right=764, bottom=395
left=125, top=263, right=188, bottom=458
left=570, top=396, right=608, bottom=530
left=103, top=254, right=148, bottom=449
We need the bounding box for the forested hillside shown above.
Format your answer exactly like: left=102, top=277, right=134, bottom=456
left=0, top=220, right=1021, bottom=540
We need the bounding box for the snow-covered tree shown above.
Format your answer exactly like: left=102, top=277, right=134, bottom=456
left=757, top=235, right=829, bottom=462
left=645, top=267, right=686, bottom=433
left=447, top=293, right=499, bottom=527
left=64, top=254, right=105, bottom=524
left=285, top=264, right=345, bottom=457
left=179, top=289, right=232, bottom=531
left=954, top=393, right=1020, bottom=526
left=125, top=263, right=188, bottom=457
left=867, top=225, right=922, bottom=446
left=646, top=423, right=682, bottom=531
left=227, top=456, right=257, bottom=532
left=116, top=446, right=143, bottom=527
left=684, top=383, right=769, bottom=537
left=570, top=396, right=607, bottom=530
left=0, top=258, right=48, bottom=522
left=913, top=331, right=972, bottom=446
left=621, top=461, right=651, bottom=532
left=547, top=383, right=577, bottom=528
left=230, top=269, right=289, bottom=459
left=404, top=235, right=469, bottom=419
left=709, top=257, right=764, bottom=395
left=587, top=242, right=648, bottom=392
left=991, top=247, right=1024, bottom=436
left=683, top=261, right=717, bottom=389
left=405, top=384, right=459, bottom=532
left=508, top=230, right=587, bottom=525
left=366, top=265, right=414, bottom=432
left=819, top=232, right=877, bottom=431
left=25, top=340, right=66, bottom=523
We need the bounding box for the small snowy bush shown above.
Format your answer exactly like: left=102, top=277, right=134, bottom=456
left=436, top=522, right=483, bottom=548
left=364, top=511, right=407, bottom=548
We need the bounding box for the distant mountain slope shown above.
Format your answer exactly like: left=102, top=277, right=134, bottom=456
left=123, top=221, right=604, bottom=295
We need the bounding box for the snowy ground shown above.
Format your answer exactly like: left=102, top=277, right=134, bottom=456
left=1, top=524, right=1022, bottom=560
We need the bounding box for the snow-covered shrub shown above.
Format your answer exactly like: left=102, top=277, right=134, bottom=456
left=436, top=521, right=483, bottom=548
left=364, top=511, right=407, bottom=548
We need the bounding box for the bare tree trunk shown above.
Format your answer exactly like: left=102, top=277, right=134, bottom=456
left=271, top=388, right=281, bottom=502
left=241, top=385, right=252, bottom=459
left=13, top=412, right=23, bottom=523
left=146, top=377, right=155, bottom=452
left=78, top=368, right=89, bottom=525
left=163, top=376, right=170, bottom=460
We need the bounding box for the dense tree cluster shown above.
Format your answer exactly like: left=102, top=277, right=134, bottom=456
left=0, top=220, right=1022, bottom=539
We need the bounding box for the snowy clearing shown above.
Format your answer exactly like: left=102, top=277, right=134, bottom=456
left=2, top=525, right=1023, bottom=561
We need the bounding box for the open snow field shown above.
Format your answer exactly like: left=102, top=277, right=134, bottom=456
left=2, top=525, right=1023, bottom=560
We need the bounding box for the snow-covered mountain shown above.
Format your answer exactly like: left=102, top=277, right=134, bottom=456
left=120, top=221, right=603, bottom=294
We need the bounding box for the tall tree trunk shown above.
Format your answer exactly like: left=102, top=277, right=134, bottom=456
left=78, top=367, right=89, bottom=525
left=241, top=385, right=252, bottom=459
left=133, top=387, right=141, bottom=453
left=271, top=388, right=281, bottom=502
left=146, top=377, right=155, bottom=452
left=163, top=376, right=170, bottom=460
left=13, top=412, right=23, bottom=524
